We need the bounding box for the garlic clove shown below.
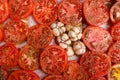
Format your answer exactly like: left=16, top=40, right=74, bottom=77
left=59, top=42, right=68, bottom=49
left=77, top=33, right=82, bottom=40
left=72, top=27, right=80, bottom=34
left=51, top=22, right=57, bottom=29
left=66, top=46, right=74, bottom=57
left=65, top=39, right=71, bottom=45
left=57, top=22, right=64, bottom=27
left=68, top=31, right=76, bottom=38
left=61, top=33, right=69, bottom=41
left=53, top=28, right=60, bottom=36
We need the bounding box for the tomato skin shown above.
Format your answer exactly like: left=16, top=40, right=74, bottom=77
left=40, top=45, right=68, bottom=75
left=0, top=44, right=19, bottom=70
left=18, top=45, right=40, bottom=71
left=0, top=0, right=9, bottom=23
left=33, top=0, right=58, bottom=25
left=83, top=0, right=109, bottom=26
left=58, top=0, right=82, bottom=25
left=0, top=28, right=4, bottom=43
left=9, top=0, right=33, bottom=20
left=63, top=60, right=87, bottom=80
left=8, top=70, right=40, bottom=80
left=44, top=75, right=65, bottom=80
left=80, top=52, right=111, bottom=79
left=0, top=67, right=8, bottom=80
left=3, top=20, right=28, bottom=45
left=111, top=21, right=120, bottom=41
left=27, top=25, right=53, bottom=49
left=108, top=41, right=120, bottom=64
left=82, top=26, right=113, bottom=52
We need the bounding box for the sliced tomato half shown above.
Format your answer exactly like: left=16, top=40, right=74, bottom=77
left=83, top=0, right=109, bottom=26
left=80, top=52, right=111, bottom=79
left=18, top=45, right=40, bottom=70
left=27, top=25, right=53, bottom=49
left=82, top=26, right=113, bottom=52
left=4, top=20, right=28, bottom=45
left=58, top=0, right=82, bottom=25
left=33, top=0, right=58, bottom=25
left=0, top=44, right=19, bottom=70
left=40, top=45, right=68, bottom=74
left=63, top=60, right=87, bottom=80
left=9, top=0, right=33, bottom=20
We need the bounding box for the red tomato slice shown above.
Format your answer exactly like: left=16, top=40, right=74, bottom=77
left=9, top=0, right=33, bottom=20
left=18, top=45, right=40, bottom=70
left=3, top=20, right=28, bottom=45
left=58, top=0, right=82, bottom=25
left=0, top=0, right=9, bottom=23
left=8, top=70, right=40, bottom=80
left=0, top=67, right=8, bottom=80
left=82, top=26, right=113, bottom=52
left=111, top=21, right=120, bottom=41
left=83, top=0, right=109, bottom=26
left=63, top=60, right=87, bottom=80
left=40, top=45, right=68, bottom=74
left=108, top=64, right=120, bottom=80
left=110, top=1, right=120, bottom=23
left=80, top=52, right=111, bottom=79
left=44, top=75, right=65, bottom=80
left=33, top=0, right=57, bottom=25
left=0, top=44, right=19, bottom=70
left=108, top=41, right=120, bottom=64
left=0, top=28, right=4, bottom=43
left=27, top=25, right=53, bottom=49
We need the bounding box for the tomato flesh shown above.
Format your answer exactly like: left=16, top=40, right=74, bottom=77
left=58, top=0, right=82, bottom=25
left=40, top=45, right=68, bottom=74
left=63, top=60, right=87, bottom=80
left=80, top=52, right=111, bottom=79
left=108, top=41, right=120, bottom=64
left=82, top=26, right=113, bottom=52
left=0, top=44, right=19, bottom=70
left=4, top=20, right=28, bottom=45
left=33, top=0, right=57, bottom=25
left=9, top=0, right=33, bottom=20
left=111, top=21, right=120, bottom=41
left=84, top=0, right=109, bottom=26
left=27, top=25, right=53, bottom=49
left=18, top=45, right=40, bottom=70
